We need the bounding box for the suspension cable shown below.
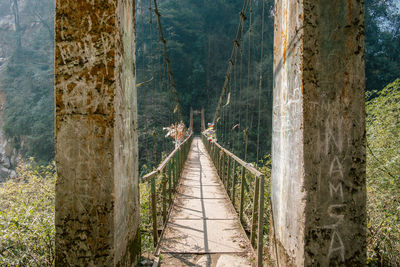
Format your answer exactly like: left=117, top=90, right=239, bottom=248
left=231, top=45, right=238, bottom=154
left=213, top=0, right=251, bottom=124
left=243, top=0, right=253, bottom=162
left=245, top=0, right=253, bottom=130
left=149, top=0, right=155, bottom=121
left=153, top=0, right=184, bottom=122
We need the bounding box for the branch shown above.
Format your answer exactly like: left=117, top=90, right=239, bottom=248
left=366, top=141, right=397, bottom=180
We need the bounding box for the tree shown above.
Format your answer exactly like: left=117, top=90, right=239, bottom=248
left=365, top=0, right=400, bottom=92
left=0, top=0, right=54, bottom=163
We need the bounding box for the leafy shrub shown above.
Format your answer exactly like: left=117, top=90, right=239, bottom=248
left=0, top=160, right=55, bottom=266
left=366, top=79, right=400, bottom=265
left=140, top=181, right=154, bottom=254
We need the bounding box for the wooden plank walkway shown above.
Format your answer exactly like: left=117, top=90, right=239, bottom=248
left=156, top=137, right=255, bottom=266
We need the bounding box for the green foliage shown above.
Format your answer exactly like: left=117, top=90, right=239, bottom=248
left=0, top=0, right=54, bottom=164
left=140, top=181, right=154, bottom=254
left=1, top=49, right=54, bottom=163
left=0, top=160, right=56, bottom=266
left=366, top=79, right=400, bottom=265
left=136, top=0, right=275, bottom=167
left=365, top=0, right=400, bottom=92
left=0, top=1, right=397, bottom=265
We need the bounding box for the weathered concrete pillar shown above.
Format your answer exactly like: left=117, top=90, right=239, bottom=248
left=271, top=0, right=366, bottom=266
left=55, top=0, right=140, bottom=266
left=201, top=107, right=205, bottom=132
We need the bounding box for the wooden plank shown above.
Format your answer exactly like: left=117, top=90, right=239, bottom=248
left=159, top=219, right=249, bottom=253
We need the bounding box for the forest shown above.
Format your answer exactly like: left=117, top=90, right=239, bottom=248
left=0, top=0, right=399, bottom=265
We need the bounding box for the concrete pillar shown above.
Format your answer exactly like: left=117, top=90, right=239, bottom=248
left=190, top=107, right=194, bottom=130
left=201, top=107, right=205, bottom=132
left=55, top=0, right=140, bottom=266
left=271, top=0, right=366, bottom=266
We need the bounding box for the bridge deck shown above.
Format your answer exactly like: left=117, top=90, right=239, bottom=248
left=157, top=137, right=254, bottom=266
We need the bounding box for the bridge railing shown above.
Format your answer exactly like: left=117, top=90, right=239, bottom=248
left=142, top=133, right=193, bottom=248
left=201, top=133, right=266, bottom=267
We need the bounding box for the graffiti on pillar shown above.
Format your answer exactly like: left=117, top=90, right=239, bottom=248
left=56, top=6, right=115, bottom=116
left=318, top=104, right=348, bottom=262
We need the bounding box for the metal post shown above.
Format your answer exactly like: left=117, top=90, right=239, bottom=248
left=232, top=161, right=237, bottom=205
left=178, top=148, right=181, bottom=177
left=174, top=154, right=178, bottom=187
left=221, top=152, right=226, bottom=182
left=257, top=175, right=265, bottom=267
left=180, top=148, right=183, bottom=174
left=213, top=144, right=216, bottom=164
left=212, top=145, right=216, bottom=167
left=250, top=175, right=260, bottom=247
left=162, top=168, right=167, bottom=223
left=226, top=156, right=232, bottom=190
left=201, top=107, right=205, bottom=132
left=239, top=166, right=245, bottom=222
left=190, top=107, right=193, bottom=131
left=168, top=160, right=172, bottom=204
left=151, top=176, right=158, bottom=247
left=217, top=149, right=221, bottom=176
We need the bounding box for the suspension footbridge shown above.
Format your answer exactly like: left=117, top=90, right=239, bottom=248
left=54, top=0, right=367, bottom=266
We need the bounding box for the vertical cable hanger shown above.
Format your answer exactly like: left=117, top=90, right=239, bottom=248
left=244, top=0, right=252, bottom=162
left=139, top=0, right=150, bottom=165
left=245, top=0, right=253, bottom=130
left=149, top=0, right=156, bottom=166
left=149, top=0, right=155, bottom=115
left=256, top=0, right=265, bottom=164
left=225, top=82, right=229, bottom=146
left=226, top=71, right=232, bottom=149
left=231, top=48, right=238, bottom=154
left=237, top=18, right=245, bottom=157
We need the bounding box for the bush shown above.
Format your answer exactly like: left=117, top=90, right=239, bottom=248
left=140, top=181, right=154, bottom=254
left=0, top=160, right=55, bottom=266
left=366, top=79, right=400, bottom=265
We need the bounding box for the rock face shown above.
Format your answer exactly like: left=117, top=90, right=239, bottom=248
left=0, top=91, right=17, bottom=182
left=271, top=0, right=366, bottom=266
left=0, top=137, right=17, bottom=182
left=55, top=0, right=140, bottom=266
